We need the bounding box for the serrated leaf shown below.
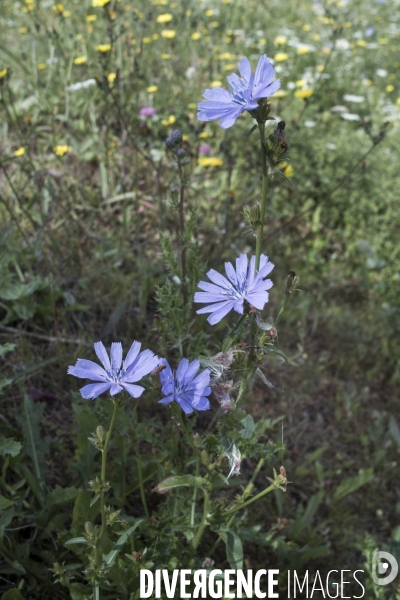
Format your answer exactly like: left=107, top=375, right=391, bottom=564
left=0, top=436, right=22, bottom=457
left=0, top=343, right=16, bottom=357
left=239, top=414, right=255, bottom=439
left=332, top=468, right=374, bottom=502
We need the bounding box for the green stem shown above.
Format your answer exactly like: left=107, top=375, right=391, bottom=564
left=94, top=399, right=120, bottom=568
left=223, top=483, right=275, bottom=516
left=255, top=123, right=269, bottom=271
left=250, top=123, right=269, bottom=359
left=191, top=455, right=200, bottom=528
left=209, top=457, right=265, bottom=556
left=192, top=488, right=210, bottom=551
left=135, top=437, right=150, bottom=520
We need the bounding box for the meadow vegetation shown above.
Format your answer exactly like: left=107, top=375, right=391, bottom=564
left=1, top=0, right=400, bottom=597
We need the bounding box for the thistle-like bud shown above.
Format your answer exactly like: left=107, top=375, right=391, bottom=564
left=166, top=129, right=182, bottom=149
left=176, top=148, right=186, bottom=159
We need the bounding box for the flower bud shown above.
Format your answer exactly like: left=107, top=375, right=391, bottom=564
left=84, top=521, right=94, bottom=535
left=176, top=148, right=186, bottom=159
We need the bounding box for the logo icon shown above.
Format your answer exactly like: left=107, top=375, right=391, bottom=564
left=372, top=551, right=398, bottom=586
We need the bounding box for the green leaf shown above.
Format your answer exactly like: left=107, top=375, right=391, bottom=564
left=246, top=124, right=258, bottom=137
left=222, top=313, right=248, bottom=353
left=65, top=536, right=89, bottom=546
left=0, top=343, right=16, bottom=357
left=0, top=495, right=14, bottom=510
left=103, top=520, right=143, bottom=567
left=389, top=416, right=400, bottom=449
left=153, top=475, right=207, bottom=494
left=332, top=468, right=374, bottom=502
left=1, top=589, right=26, bottom=600
left=19, top=394, right=50, bottom=500
left=0, top=436, right=22, bottom=457
left=48, top=485, right=79, bottom=508
left=90, top=493, right=101, bottom=507
left=239, top=414, right=255, bottom=439
left=218, top=528, right=243, bottom=569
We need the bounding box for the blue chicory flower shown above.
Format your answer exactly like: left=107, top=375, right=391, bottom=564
left=158, top=358, right=211, bottom=414
left=194, top=254, right=274, bottom=325
left=68, top=341, right=159, bottom=400
left=197, top=54, right=280, bottom=129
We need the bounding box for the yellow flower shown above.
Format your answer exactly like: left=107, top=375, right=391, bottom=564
left=63, top=10, right=71, bottom=16
left=378, top=38, right=388, bottom=45
left=312, top=33, right=321, bottom=41
left=37, top=63, right=46, bottom=70
left=54, top=145, right=72, bottom=156
left=297, top=46, right=311, bottom=55
left=295, top=79, right=305, bottom=87
left=294, top=88, right=313, bottom=99
left=96, top=44, right=111, bottom=52
left=191, top=32, right=201, bottom=40
left=210, top=80, right=222, bottom=88
left=161, top=29, right=176, bottom=38
left=13, top=147, right=26, bottom=157
left=386, top=84, right=394, bottom=92
left=216, top=52, right=235, bottom=60
left=303, top=24, right=311, bottom=31
left=198, top=157, right=223, bottom=167
left=274, top=36, right=287, bottom=45
left=143, top=37, right=152, bottom=44
left=156, top=13, right=173, bottom=23
left=396, top=97, right=400, bottom=106
left=0, top=68, right=8, bottom=79
left=316, top=65, right=324, bottom=73
left=152, top=33, right=159, bottom=40
left=161, top=115, right=176, bottom=125
left=205, top=9, right=214, bottom=16
left=274, top=52, right=288, bottom=62
left=147, top=85, right=158, bottom=93
left=274, top=90, right=287, bottom=98
left=224, top=63, right=236, bottom=71
left=259, top=38, right=266, bottom=45
left=92, top=0, right=110, bottom=6
left=210, top=21, right=219, bottom=27
left=53, top=4, right=63, bottom=13
left=182, top=134, right=188, bottom=141
left=199, top=131, right=210, bottom=138
left=323, top=47, right=331, bottom=54
left=86, top=14, right=97, bottom=22
left=356, top=40, right=367, bottom=47
left=19, top=28, right=28, bottom=34
left=283, top=163, right=293, bottom=177
left=187, top=103, right=196, bottom=109
left=73, top=56, right=87, bottom=65
left=161, top=53, right=171, bottom=59
left=108, top=72, right=116, bottom=83
left=153, top=0, right=168, bottom=4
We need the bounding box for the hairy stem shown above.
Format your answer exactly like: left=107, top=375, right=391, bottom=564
left=135, top=437, right=150, bottom=520
left=94, top=399, right=119, bottom=568
left=255, top=122, right=269, bottom=271
left=192, top=487, right=210, bottom=551
left=178, top=161, right=188, bottom=308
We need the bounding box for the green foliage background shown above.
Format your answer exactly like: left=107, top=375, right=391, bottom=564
left=1, top=0, right=400, bottom=597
